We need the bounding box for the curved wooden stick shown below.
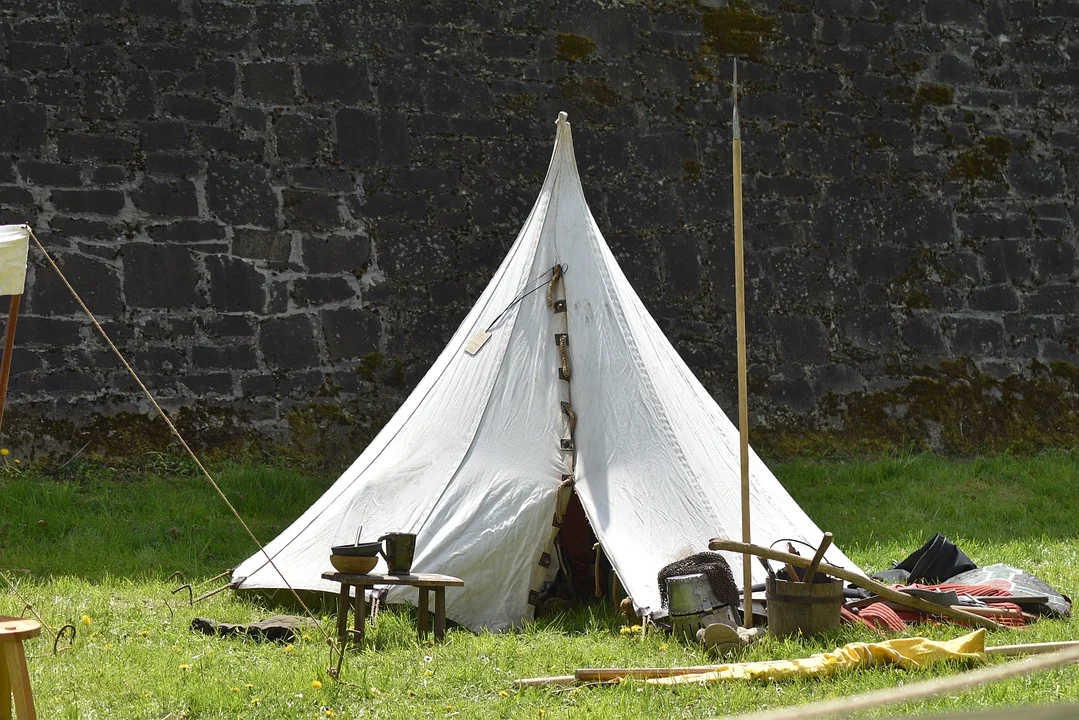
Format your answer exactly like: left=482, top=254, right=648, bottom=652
left=707, top=537, right=1002, bottom=631
left=802, top=532, right=833, bottom=584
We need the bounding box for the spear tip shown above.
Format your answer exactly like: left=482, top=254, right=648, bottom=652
left=732, top=59, right=741, bottom=141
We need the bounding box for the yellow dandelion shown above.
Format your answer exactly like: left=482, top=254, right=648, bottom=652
left=1, top=448, right=9, bottom=455
left=445, top=705, right=453, bottom=712
left=179, top=664, right=191, bottom=671
left=245, top=683, right=254, bottom=689
left=424, top=669, right=433, bottom=677
left=139, top=630, right=148, bottom=637
left=230, top=687, right=240, bottom=693
left=302, top=633, right=311, bottom=640
left=14, top=459, right=19, bottom=464
left=499, top=690, right=509, bottom=698
left=660, top=643, right=669, bottom=650
left=143, top=691, right=152, bottom=698
left=250, top=697, right=260, bottom=706
left=311, top=680, right=322, bottom=689
left=81, top=615, right=92, bottom=626
left=104, top=643, right=112, bottom=649
left=325, top=712, right=335, bottom=718
left=407, top=690, right=416, bottom=697
left=539, top=710, right=546, bottom=717
left=283, top=644, right=294, bottom=653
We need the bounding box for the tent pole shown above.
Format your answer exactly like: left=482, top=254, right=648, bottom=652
left=0, top=293, right=22, bottom=432
left=731, top=60, right=752, bottom=628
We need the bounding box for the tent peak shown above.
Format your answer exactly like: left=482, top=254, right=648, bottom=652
left=556, top=111, right=568, bottom=125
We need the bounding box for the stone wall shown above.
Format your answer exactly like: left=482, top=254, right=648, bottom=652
left=0, top=0, right=1077, bottom=458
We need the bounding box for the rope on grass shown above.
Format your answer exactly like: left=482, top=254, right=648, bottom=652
left=26, top=230, right=343, bottom=670
left=723, top=641, right=1079, bottom=720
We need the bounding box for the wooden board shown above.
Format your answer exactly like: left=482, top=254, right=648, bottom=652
left=321, top=572, right=464, bottom=587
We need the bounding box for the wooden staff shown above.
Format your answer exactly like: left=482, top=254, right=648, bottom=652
left=0, top=293, right=22, bottom=431
left=707, top=538, right=1003, bottom=630
left=731, top=59, right=753, bottom=629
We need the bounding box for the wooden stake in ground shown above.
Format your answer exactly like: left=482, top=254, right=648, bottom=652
left=731, top=59, right=753, bottom=630
left=0, top=293, right=21, bottom=431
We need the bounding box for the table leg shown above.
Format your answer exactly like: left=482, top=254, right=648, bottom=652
left=354, top=585, right=367, bottom=646
left=417, top=588, right=429, bottom=637
left=1, top=644, right=11, bottom=720
left=434, top=587, right=446, bottom=642
left=2, top=642, right=35, bottom=720
left=336, top=583, right=350, bottom=649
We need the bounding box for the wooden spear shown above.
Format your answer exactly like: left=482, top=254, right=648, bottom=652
left=731, top=59, right=753, bottom=628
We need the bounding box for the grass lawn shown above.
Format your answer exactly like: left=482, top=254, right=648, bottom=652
left=2, top=452, right=1078, bottom=718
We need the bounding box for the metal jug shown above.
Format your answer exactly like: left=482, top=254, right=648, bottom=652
left=378, top=533, right=416, bottom=575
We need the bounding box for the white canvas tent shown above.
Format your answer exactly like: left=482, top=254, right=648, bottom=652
left=233, top=113, right=859, bottom=631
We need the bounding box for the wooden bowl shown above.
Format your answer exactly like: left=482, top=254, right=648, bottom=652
left=330, top=554, right=378, bottom=574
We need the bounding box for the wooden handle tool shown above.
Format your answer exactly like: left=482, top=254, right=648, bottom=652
left=802, top=532, right=833, bottom=584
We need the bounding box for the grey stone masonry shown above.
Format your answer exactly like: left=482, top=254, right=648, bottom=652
left=0, top=0, right=1077, bottom=456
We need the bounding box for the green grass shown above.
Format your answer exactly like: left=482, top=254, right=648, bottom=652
left=2, top=453, right=1078, bottom=718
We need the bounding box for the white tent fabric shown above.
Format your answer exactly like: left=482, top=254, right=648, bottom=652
left=0, top=225, right=30, bottom=296
left=233, top=114, right=860, bottom=631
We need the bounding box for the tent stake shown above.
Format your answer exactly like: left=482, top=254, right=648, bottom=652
left=0, top=293, right=21, bottom=431
left=731, top=60, right=752, bottom=628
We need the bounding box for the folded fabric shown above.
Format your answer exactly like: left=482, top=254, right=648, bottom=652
left=649, top=629, right=986, bottom=685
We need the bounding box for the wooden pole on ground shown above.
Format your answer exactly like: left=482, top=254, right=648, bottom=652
left=0, top=294, right=22, bottom=432
left=707, top=538, right=1003, bottom=630
left=731, top=59, right=753, bottom=629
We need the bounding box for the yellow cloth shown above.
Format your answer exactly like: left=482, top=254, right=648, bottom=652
left=650, top=629, right=986, bottom=685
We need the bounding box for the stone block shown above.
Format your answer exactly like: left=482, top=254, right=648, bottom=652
left=336, top=108, right=410, bottom=166
left=291, top=276, right=355, bottom=307
left=233, top=229, right=293, bottom=262
left=242, top=62, right=295, bottom=104
left=302, top=233, right=371, bottom=274
left=1026, top=285, right=1079, bottom=314
left=951, top=317, right=1004, bottom=356
left=205, top=254, right=266, bottom=312
left=840, top=309, right=897, bottom=351
left=772, top=315, right=829, bottom=364
left=282, top=190, right=340, bottom=232
left=132, top=180, right=199, bottom=216
left=29, top=251, right=123, bottom=316
left=255, top=3, right=321, bottom=57
left=274, top=114, right=327, bottom=163
left=1032, top=240, right=1076, bottom=279
left=148, top=220, right=226, bottom=244
left=145, top=153, right=202, bottom=177
left=982, top=240, right=1031, bottom=284
left=852, top=245, right=915, bottom=280
left=1008, top=157, right=1065, bottom=197
left=84, top=71, right=155, bottom=119
left=0, top=104, right=46, bottom=152
left=18, top=161, right=81, bottom=187
left=661, top=235, right=700, bottom=297
left=260, top=314, right=320, bottom=369
left=300, top=61, right=372, bottom=104
left=969, top=284, right=1020, bottom=312
left=122, top=243, right=201, bottom=309
left=206, top=161, right=279, bottom=227
left=50, top=189, right=126, bottom=215
left=164, top=95, right=222, bottom=123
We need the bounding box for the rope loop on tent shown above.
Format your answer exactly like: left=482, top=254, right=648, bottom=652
left=560, top=401, right=576, bottom=436
left=558, top=334, right=571, bottom=380
left=546, top=263, right=562, bottom=307
left=25, top=229, right=345, bottom=674
left=554, top=475, right=575, bottom=526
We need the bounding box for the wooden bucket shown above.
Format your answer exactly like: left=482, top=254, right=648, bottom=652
left=765, top=577, right=844, bottom=638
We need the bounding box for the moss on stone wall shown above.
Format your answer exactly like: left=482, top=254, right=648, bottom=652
left=700, top=2, right=776, bottom=61
left=756, top=359, right=1079, bottom=458
left=559, top=76, right=621, bottom=107
left=949, top=135, right=1012, bottom=181
left=556, top=33, right=597, bottom=62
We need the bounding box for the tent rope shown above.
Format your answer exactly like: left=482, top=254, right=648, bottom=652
left=553, top=476, right=574, bottom=526
left=560, top=401, right=576, bottom=436
left=558, top=334, right=571, bottom=380
left=546, top=264, right=562, bottom=307
left=25, top=230, right=344, bottom=671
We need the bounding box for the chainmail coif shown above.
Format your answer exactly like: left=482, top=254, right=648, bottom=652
left=657, top=551, right=740, bottom=613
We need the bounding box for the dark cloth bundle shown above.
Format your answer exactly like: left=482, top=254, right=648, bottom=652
left=190, top=614, right=316, bottom=642
left=657, top=551, right=740, bottom=613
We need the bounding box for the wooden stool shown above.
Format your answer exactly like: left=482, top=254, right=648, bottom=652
left=1, top=617, right=41, bottom=720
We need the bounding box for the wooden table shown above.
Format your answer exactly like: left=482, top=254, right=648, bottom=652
left=1, top=617, right=41, bottom=720
left=322, top=572, right=464, bottom=647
